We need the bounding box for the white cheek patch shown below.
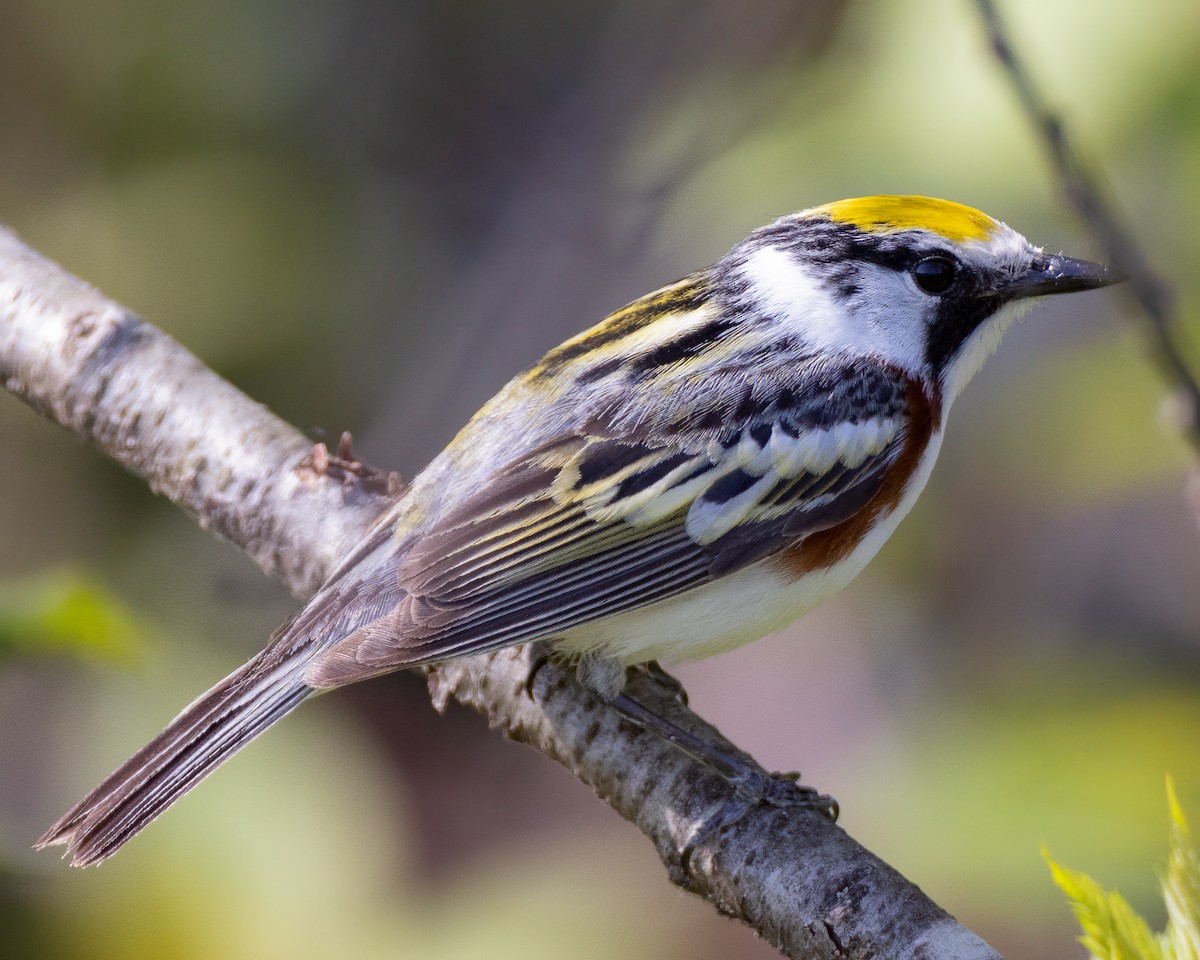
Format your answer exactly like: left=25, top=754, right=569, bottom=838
left=739, top=246, right=929, bottom=376
left=739, top=245, right=836, bottom=324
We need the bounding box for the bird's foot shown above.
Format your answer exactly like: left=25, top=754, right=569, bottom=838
left=606, top=691, right=837, bottom=815
left=524, top=643, right=557, bottom=700
left=726, top=768, right=838, bottom=819
left=634, top=660, right=688, bottom=706
left=681, top=770, right=837, bottom=875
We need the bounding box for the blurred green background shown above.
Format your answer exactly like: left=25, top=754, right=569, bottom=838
left=2, top=0, right=1198, bottom=957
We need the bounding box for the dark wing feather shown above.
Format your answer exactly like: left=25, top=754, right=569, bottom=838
left=306, top=361, right=913, bottom=687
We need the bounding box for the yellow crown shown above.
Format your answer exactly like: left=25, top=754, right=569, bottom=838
left=807, top=195, right=998, bottom=243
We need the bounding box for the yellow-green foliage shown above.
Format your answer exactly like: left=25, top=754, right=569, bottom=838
left=1046, top=779, right=1200, bottom=960
left=0, top=569, right=140, bottom=661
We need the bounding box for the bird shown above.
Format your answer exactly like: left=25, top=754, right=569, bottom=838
left=38, top=195, right=1121, bottom=866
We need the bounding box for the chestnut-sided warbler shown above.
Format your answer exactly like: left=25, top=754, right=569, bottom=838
left=40, top=195, right=1120, bottom=865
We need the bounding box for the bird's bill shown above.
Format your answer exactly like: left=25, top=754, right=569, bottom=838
left=1004, top=254, right=1123, bottom=300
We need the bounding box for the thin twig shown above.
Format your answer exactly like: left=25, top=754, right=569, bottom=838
left=974, top=0, right=1200, bottom=453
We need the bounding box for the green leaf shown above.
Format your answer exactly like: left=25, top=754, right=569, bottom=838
left=0, top=570, right=141, bottom=661
left=1046, top=850, right=1163, bottom=960
left=1164, top=778, right=1200, bottom=960
left=1047, top=779, right=1200, bottom=960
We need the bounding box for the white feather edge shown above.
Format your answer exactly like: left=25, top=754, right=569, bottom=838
left=563, top=415, right=900, bottom=537
left=685, top=470, right=778, bottom=544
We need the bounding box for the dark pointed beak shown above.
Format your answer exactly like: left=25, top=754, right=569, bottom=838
left=1003, top=254, right=1124, bottom=301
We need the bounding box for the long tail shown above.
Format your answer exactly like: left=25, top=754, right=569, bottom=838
left=38, top=519, right=404, bottom=867
left=36, top=646, right=315, bottom=866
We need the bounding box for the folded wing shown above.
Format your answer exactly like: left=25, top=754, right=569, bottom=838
left=306, top=358, right=914, bottom=687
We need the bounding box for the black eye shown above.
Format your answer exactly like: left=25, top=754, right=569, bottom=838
left=912, top=257, right=957, bottom=295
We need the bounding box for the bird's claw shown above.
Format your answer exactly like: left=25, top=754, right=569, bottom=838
left=524, top=643, right=557, bottom=701
left=681, top=772, right=838, bottom=874
left=728, top=769, right=839, bottom=820
left=638, top=660, right=689, bottom=705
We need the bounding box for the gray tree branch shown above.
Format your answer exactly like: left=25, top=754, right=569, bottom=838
left=0, top=225, right=1000, bottom=960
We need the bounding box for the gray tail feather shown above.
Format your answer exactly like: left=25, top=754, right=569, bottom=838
left=36, top=649, right=314, bottom=866
left=38, top=518, right=405, bottom=867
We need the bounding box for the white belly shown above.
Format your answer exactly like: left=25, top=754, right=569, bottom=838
left=554, top=431, right=943, bottom=666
